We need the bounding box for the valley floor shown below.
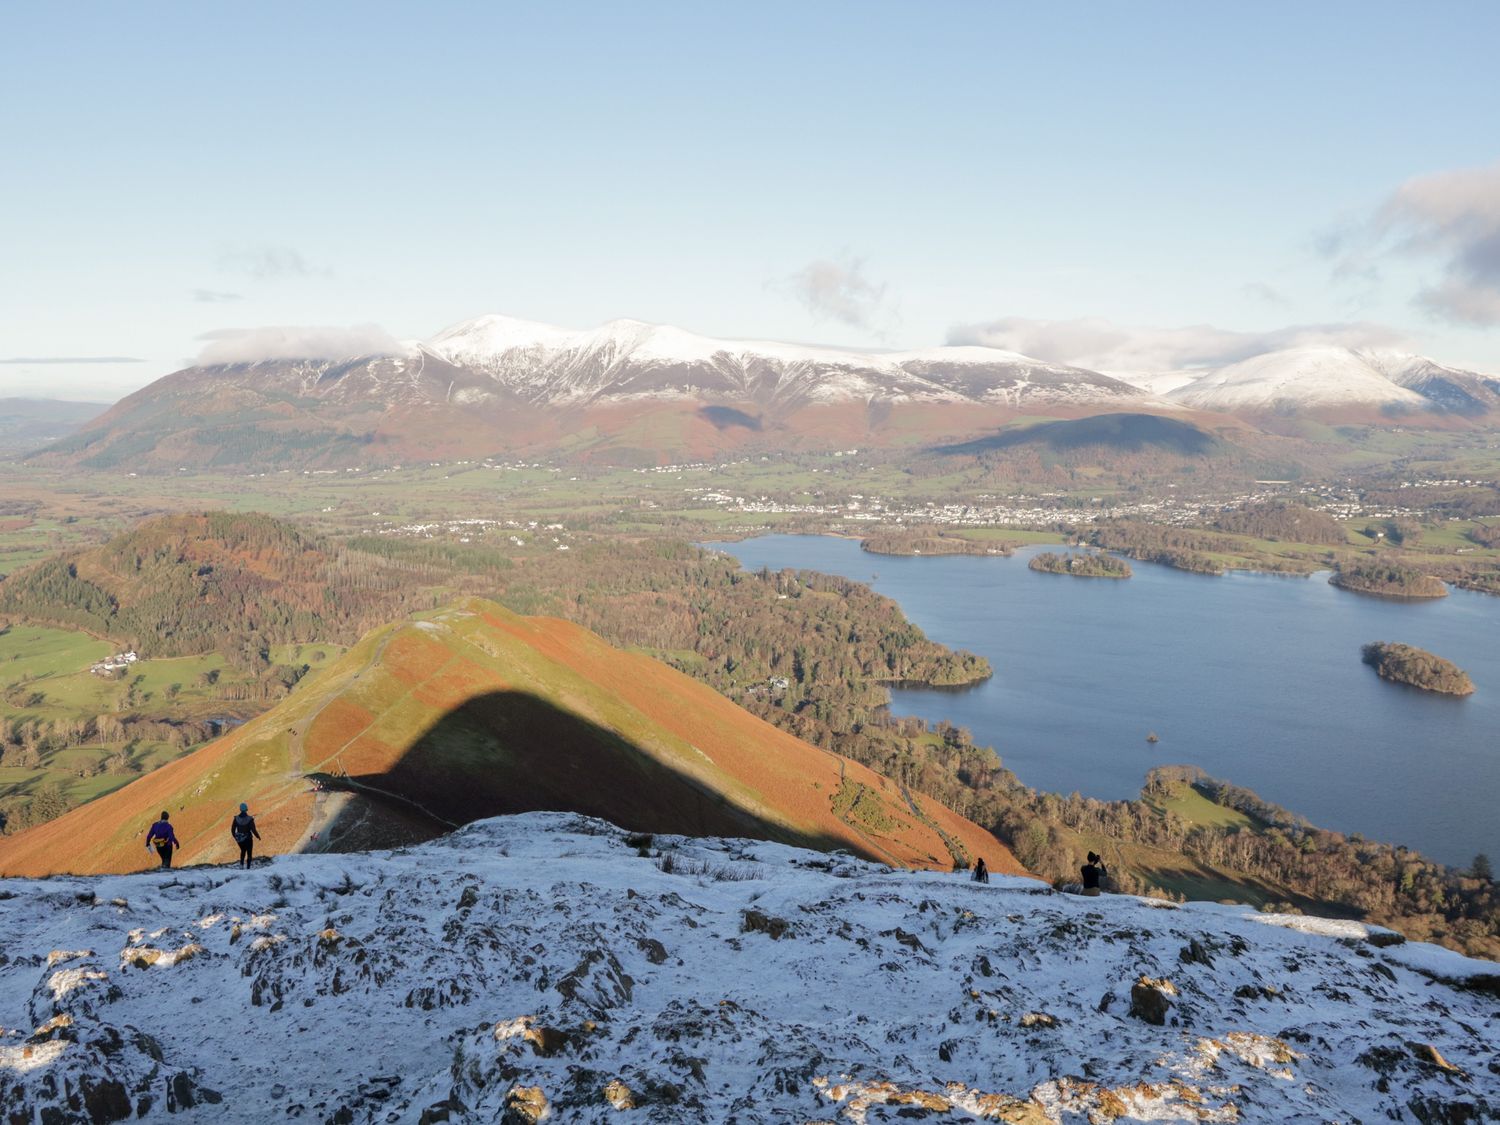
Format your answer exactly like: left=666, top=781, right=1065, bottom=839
left=1, top=814, right=1495, bottom=1123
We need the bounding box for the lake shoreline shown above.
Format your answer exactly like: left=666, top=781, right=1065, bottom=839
left=705, top=534, right=1498, bottom=869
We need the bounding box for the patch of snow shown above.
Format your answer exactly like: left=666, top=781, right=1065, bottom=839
left=1169, top=347, right=1431, bottom=410
left=0, top=813, right=1494, bottom=1122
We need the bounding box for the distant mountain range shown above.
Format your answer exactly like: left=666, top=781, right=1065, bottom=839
left=0, top=397, right=107, bottom=455
left=29, top=316, right=1154, bottom=468
left=27, top=316, right=1500, bottom=469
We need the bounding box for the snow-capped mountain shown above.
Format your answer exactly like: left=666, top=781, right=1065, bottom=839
left=1, top=814, right=1493, bottom=1123
left=421, top=314, right=1147, bottom=409
left=35, top=316, right=1158, bottom=467
left=1164, top=347, right=1500, bottom=414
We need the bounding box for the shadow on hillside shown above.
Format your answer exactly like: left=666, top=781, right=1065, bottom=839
left=697, top=405, right=762, bottom=431
left=934, top=413, right=1219, bottom=456
left=308, top=689, right=855, bottom=857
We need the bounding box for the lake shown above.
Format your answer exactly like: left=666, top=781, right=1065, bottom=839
left=705, top=535, right=1500, bottom=868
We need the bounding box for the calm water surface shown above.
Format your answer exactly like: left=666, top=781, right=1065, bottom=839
left=706, top=535, right=1500, bottom=867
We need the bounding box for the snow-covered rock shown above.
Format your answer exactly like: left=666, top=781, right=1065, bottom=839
left=1, top=814, right=1495, bottom=1123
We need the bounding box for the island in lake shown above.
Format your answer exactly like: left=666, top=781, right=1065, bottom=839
left=860, top=529, right=1016, bottom=557
left=1332, top=560, right=1447, bottom=599
left=1028, top=550, right=1133, bottom=578
left=1361, top=641, right=1475, bottom=696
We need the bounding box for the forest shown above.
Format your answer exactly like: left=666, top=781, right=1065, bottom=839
left=1210, top=502, right=1347, bottom=545
left=1331, top=560, right=1448, bottom=599
left=1085, top=522, right=1227, bottom=574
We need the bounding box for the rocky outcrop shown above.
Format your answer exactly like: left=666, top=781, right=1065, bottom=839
left=0, top=813, right=1496, bottom=1123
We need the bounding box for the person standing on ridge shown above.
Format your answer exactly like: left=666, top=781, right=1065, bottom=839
left=971, top=857, right=989, bottom=884
left=230, top=803, right=261, bottom=869
left=145, top=811, right=179, bottom=869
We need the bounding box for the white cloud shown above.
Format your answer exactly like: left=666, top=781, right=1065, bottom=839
left=1332, top=161, right=1500, bottom=326
left=192, top=288, right=243, bottom=303
left=946, top=316, right=1409, bottom=373
left=196, top=325, right=406, bottom=365
left=774, top=256, right=896, bottom=337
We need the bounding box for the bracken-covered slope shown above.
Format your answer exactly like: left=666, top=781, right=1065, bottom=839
left=0, top=814, right=1494, bottom=1123
left=0, top=599, right=1017, bottom=877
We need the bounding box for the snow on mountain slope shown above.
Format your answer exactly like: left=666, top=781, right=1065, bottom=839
left=1361, top=349, right=1500, bottom=415
left=1168, top=347, right=1431, bottom=411
left=1105, top=370, right=1202, bottom=396
left=1163, top=346, right=1500, bottom=415
left=421, top=315, right=1150, bottom=408
left=1, top=813, right=1494, bottom=1123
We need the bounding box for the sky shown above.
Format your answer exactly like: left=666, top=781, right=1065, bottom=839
left=3, top=1, right=1499, bottom=401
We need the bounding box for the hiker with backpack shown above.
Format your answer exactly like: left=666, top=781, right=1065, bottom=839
left=971, top=857, right=990, bottom=884
left=145, top=811, right=179, bottom=869
left=230, top=803, right=261, bottom=869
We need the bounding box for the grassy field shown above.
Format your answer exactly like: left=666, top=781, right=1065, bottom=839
left=1144, top=779, right=1258, bottom=830
left=0, top=624, right=346, bottom=822
left=0, top=625, right=112, bottom=681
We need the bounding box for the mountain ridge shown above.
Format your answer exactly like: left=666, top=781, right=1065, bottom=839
left=0, top=597, right=1018, bottom=878
left=29, top=318, right=1500, bottom=469
left=0, top=812, right=1494, bottom=1122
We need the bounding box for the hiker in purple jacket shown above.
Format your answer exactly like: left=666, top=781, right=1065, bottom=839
left=145, top=811, right=179, bottom=869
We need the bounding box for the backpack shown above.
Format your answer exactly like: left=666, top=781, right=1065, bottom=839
left=232, top=814, right=254, bottom=843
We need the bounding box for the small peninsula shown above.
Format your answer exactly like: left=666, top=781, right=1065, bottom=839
left=1361, top=642, right=1475, bottom=696
left=1028, top=550, right=1132, bottom=579
left=1331, top=561, right=1447, bottom=599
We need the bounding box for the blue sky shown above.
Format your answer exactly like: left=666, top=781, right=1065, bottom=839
left=3, top=1, right=1499, bottom=399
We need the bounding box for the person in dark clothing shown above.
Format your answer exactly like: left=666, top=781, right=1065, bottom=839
left=230, top=803, right=261, bottom=869
left=1081, top=851, right=1108, bottom=897
left=145, top=811, right=179, bottom=869
left=971, top=857, right=989, bottom=884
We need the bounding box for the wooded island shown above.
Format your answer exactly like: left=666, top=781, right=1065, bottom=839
left=1028, top=551, right=1133, bottom=578
left=1361, top=642, right=1475, bottom=696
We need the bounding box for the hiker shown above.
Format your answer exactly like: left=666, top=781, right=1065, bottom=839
left=230, top=803, right=261, bottom=869
left=971, top=857, right=989, bottom=884
left=145, top=811, right=179, bottom=869
left=1080, top=851, right=1108, bottom=897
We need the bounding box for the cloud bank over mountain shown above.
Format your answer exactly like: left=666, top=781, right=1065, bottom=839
left=195, top=324, right=406, bottom=364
